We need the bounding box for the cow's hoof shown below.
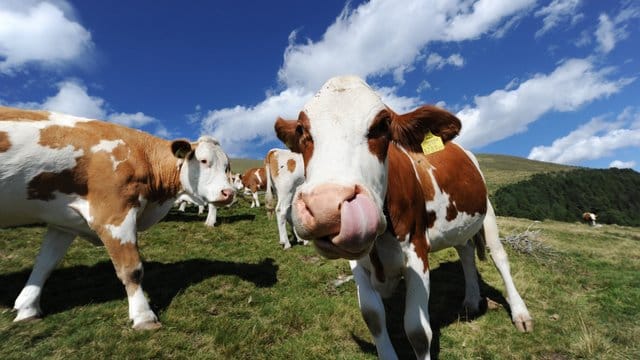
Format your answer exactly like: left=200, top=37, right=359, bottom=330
left=514, top=316, right=534, bottom=333
left=282, top=243, right=292, bottom=250
left=133, top=320, right=162, bottom=330
left=13, top=307, right=42, bottom=322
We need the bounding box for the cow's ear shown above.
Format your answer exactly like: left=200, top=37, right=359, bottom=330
left=390, top=105, right=461, bottom=152
left=171, top=140, right=193, bottom=159
left=274, top=117, right=301, bottom=153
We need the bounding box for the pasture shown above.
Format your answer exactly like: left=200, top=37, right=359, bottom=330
left=1, top=195, right=638, bottom=359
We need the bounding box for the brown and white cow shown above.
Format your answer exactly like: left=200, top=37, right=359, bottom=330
left=264, top=148, right=306, bottom=249
left=274, top=76, right=532, bottom=359
left=582, top=212, right=598, bottom=226
left=0, top=106, right=234, bottom=329
left=241, top=167, right=267, bottom=208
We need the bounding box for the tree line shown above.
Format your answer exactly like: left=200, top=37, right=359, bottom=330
left=491, top=168, right=640, bottom=226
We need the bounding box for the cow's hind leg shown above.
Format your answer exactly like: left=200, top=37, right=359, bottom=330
left=14, top=227, right=74, bottom=321
left=454, top=240, right=482, bottom=315
left=275, top=200, right=292, bottom=249
left=484, top=200, right=533, bottom=332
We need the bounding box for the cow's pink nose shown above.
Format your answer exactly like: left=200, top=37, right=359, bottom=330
left=295, top=184, right=357, bottom=238
left=217, top=188, right=235, bottom=205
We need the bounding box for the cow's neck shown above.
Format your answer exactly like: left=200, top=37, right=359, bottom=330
left=142, top=138, right=182, bottom=204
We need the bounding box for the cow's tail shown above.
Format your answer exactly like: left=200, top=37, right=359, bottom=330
left=472, top=227, right=487, bottom=261
left=265, top=155, right=276, bottom=219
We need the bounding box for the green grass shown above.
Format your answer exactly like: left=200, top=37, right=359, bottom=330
left=1, top=197, right=638, bottom=359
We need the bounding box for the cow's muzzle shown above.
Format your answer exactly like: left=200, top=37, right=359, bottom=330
left=292, top=183, right=385, bottom=260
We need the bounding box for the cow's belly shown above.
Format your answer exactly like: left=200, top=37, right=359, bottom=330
left=0, top=192, right=94, bottom=234
left=427, top=212, right=485, bottom=252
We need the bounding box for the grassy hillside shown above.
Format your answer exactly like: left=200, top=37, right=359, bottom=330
left=229, top=158, right=263, bottom=174
left=475, top=154, right=576, bottom=195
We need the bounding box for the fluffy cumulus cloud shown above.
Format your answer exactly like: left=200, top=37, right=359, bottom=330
left=11, top=80, right=170, bottom=138
left=0, top=0, right=93, bottom=73
left=528, top=108, right=640, bottom=166
left=534, top=0, right=583, bottom=38
left=455, top=58, right=635, bottom=149
left=201, top=0, right=535, bottom=156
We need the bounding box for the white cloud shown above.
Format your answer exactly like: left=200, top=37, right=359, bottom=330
left=417, top=80, right=432, bottom=93
left=534, top=0, right=582, bottom=37
left=528, top=109, right=640, bottom=166
left=41, top=81, right=105, bottom=119
left=0, top=1, right=93, bottom=74
left=609, top=160, right=636, bottom=169
left=456, top=58, right=635, bottom=149
left=203, top=0, right=534, bottom=156
left=595, top=5, right=640, bottom=54
left=108, top=112, right=156, bottom=128
left=7, top=80, right=170, bottom=138
left=595, top=14, right=616, bottom=53
left=426, top=53, right=465, bottom=71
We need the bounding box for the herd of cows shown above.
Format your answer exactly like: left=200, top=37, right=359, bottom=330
left=1, top=76, right=534, bottom=359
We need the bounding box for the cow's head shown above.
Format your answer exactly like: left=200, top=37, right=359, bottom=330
left=275, top=75, right=461, bottom=260
left=229, top=173, right=244, bottom=191
left=172, top=136, right=235, bottom=206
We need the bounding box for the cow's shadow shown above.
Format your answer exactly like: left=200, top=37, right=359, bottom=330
left=161, top=211, right=256, bottom=224
left=0, top=258, right=278, bottom=317
left=352, top=260, right=511, bottom=360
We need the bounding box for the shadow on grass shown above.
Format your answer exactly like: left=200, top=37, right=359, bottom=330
left=352, top=260, right=510, bottom=360
left=161, top=210, right=256, bottom=224
left=0, top=257, right=278, bottom=317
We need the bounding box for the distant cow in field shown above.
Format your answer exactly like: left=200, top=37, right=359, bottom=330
left=175, top=191, right=218, bottom=227
left=264, top=148, right=306, bottom=249
left=0, top=106, right=234, bottom=329
left=582, top=212, right=598, bottom=226
left=241, top=167, right=267, bottom=208
left=275, top=76, right=532, bottom=359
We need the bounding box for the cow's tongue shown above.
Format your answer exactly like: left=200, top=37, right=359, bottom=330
left=337, top=194, right=380, bottom=251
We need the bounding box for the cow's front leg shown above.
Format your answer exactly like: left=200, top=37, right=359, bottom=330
left=252, top=191, right=260, bottom=208
left=96, top=220, right=160, bottom=330
left=404, top=246, right=433, bottom=360
left=204, top=204, right=217, bottom=227
left=14, top=227, right=75, bottom=321
left=350, top=260, right=397, bottom=360
left=275, top=201, right=292, bottom=249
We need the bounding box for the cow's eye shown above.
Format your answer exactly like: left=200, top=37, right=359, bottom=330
left=201, top=159, right=207, bottom=165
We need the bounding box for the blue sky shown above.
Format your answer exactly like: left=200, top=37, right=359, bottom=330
left=1, top=0, right=639, bottom=170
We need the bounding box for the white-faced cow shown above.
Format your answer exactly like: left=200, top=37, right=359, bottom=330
left=174, top=191, right=218, bottom=227
left=274, top=76, right=532, bottom=359
left=582, top=212, right=598, bottom=226
left=241, top=167, right=267, bottom=208
left=0, top=106, right=234, bottom=329
left=264, top=148, right=306, bottom=249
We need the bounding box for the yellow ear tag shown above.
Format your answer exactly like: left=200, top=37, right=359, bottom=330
left=421, top=132, right=445, bottom=154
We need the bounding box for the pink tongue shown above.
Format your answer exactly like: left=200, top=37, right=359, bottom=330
left=339, top=194, right=380, bottom=249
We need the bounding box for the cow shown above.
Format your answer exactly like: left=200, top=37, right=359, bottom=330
left=0, top=106, right=234, bottom=329
left=174, top=191, right=218, bottom=227
left=274, top=76, right=532, bottom=359
left=264, top=148, right=306, bottom=249
left=582, top=212, right=598, bottom=226
left=241, top=167, right=267, bottom=208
